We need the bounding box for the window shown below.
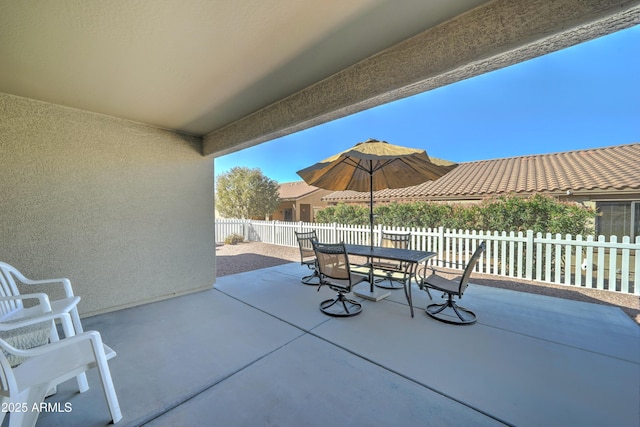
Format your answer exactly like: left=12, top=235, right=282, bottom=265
left=596, top=201, right=639, bottom=239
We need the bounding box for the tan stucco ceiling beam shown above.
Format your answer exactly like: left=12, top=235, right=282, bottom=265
left=203, top=0, right=640, bottom=158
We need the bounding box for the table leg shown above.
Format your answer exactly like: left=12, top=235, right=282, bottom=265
left=403, top=262, right=415, bottom=317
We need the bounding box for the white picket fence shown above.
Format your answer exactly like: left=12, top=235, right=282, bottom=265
left=216, top=219, right=640, bottom=295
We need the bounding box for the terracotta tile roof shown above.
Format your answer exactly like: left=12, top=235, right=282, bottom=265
left=322, top=143, right=640, bottom=202
left=278, top=181, right=323, bottom=200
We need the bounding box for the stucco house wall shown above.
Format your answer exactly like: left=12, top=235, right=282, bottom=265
left=297, top=190, right=332, bottom=222
left=272, top=189, right=332, bottom=222
left=0, top=93, right=216, bottom=316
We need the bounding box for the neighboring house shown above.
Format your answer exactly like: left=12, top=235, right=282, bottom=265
left=271, top=181, right=332, bottom=222
left=323, top=143, right=640, bottom=238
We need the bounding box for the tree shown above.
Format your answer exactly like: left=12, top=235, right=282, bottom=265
left=216, top=167, right=280, bottom=219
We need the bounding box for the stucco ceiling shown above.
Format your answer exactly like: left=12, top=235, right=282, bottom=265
left=0, top=0, right=491, bottom=137
left=3, top=0, right=638, bottom=154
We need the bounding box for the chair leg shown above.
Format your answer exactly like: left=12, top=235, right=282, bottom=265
left=56, top=313, right=90, bottom=393
left=320, top=293, right=362, bottom=317
left=90, top=336, right=122, bottom=423
left=449, top=302, right=477, bottom=325
left=374, top=275, right=404, bottom=290
left=301, top=269, right=320, bottom=285
left=70, top=307, right=85, bottom=334
left=96, top=363, right=122, bottom=423
left=426, top=294, right=476, bottom=325
left=8, top=385, right=49, bottom=427
left=418, top=282, right=433, bottom=299
left=0, top=397, right=7, bottom=426
left=320, top=296, right=341, bottom=310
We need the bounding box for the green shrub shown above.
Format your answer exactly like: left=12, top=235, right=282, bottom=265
left=315, top=203, right=369, bottom=225
left=224, top=233, right=244, bottom=245
left=476, top=194, right=596, bottom=235
left=316, top=194, right=596, bottom=235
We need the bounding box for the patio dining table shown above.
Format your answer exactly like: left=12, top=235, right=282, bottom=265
left=345, top=244, right=436, bottom=317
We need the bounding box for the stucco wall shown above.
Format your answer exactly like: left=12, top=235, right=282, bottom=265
left=0, top=93, right=216, bottom=316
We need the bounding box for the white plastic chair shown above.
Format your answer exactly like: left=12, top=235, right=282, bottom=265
left=0, top=261, right=84, bottom=338
left=0, top=262, right=91, bottom=393
left=0, top=329, right=122, bottom=426
left=0, top=295, right=73, bottom=366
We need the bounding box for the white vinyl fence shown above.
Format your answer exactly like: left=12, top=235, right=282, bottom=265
left=216, top=219, right=640, bottom=295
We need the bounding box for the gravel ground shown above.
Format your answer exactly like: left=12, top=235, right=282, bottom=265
left=216, top=241, right=639, bottom=324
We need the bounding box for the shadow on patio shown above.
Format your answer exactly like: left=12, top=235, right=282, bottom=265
left=33, top=262, right=639, bottom=427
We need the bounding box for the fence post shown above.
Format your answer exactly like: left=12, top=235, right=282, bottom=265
left=585, top=235, right=594, bottom=289
left=608, top=235, right=618, bottom=291
left=635, top=236, right=640, bottom=295
left=525, top=230, right=534, bottom=280
left=573, top=234, right=583, bottom=288
left=438, top=226, right=445, bottom=267
left=535, top=232, right=543, bottom=282
left=596, top=235, right=605, bottom=290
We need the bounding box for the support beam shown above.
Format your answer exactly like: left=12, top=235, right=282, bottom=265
left=203, top=0, right=640, bottom=157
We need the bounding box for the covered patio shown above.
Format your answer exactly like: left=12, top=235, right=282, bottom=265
left=36, top=262, right=639, bottom=427
left=1, top=2, right=639, bottom=425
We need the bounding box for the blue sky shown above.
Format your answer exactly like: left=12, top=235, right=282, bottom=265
left=215, top=25, right=639, bottom=184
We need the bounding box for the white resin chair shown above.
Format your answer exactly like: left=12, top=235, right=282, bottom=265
left=0, top=262, right=84, bottom=336
left=0, top=261, right=88, bottom=391
left=0, top=329, right=122, bottom=426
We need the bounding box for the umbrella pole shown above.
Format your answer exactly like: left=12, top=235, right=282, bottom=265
left=369, top=169, right=374, bottom=250
left=369, top=170, right=375, bottom=292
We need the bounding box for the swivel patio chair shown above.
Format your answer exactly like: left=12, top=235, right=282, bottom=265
left=373, top=231, right=412, bottom=290
left=0, top=329, right=122, bottom=427
left=417, top=242, right=486, bottom=325
left=312, top=241, right=365, bottom=317
left=295, top=230, right=320, bottom=285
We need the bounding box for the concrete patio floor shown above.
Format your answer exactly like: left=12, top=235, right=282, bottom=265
left=33, top=262, right=639, bottom=427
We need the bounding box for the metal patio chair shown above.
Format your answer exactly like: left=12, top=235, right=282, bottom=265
left=294, top=230, right=320, bottom=285
left=373, top=231, right=412, bottom=289
left=312, top=241, right=365, bottom=317
left=417, top=242, right=486, bottom=325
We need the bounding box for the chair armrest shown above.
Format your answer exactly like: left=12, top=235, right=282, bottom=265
left=13, top=273, right=76, bottom=299
left=0, top=293, right=53, bottom=313
left=416, top=262, right=458, bottom=288
left=419, top=258, right=468, bottom=275
left=417, top=262, right=437, bottom=278
left=12, top=270, right=74, bottom=297
left=0, top=294, right=68, bottom=332
left=0, top=330, right=103, bottom=358
left=0, top=312, right=70, bottom=332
